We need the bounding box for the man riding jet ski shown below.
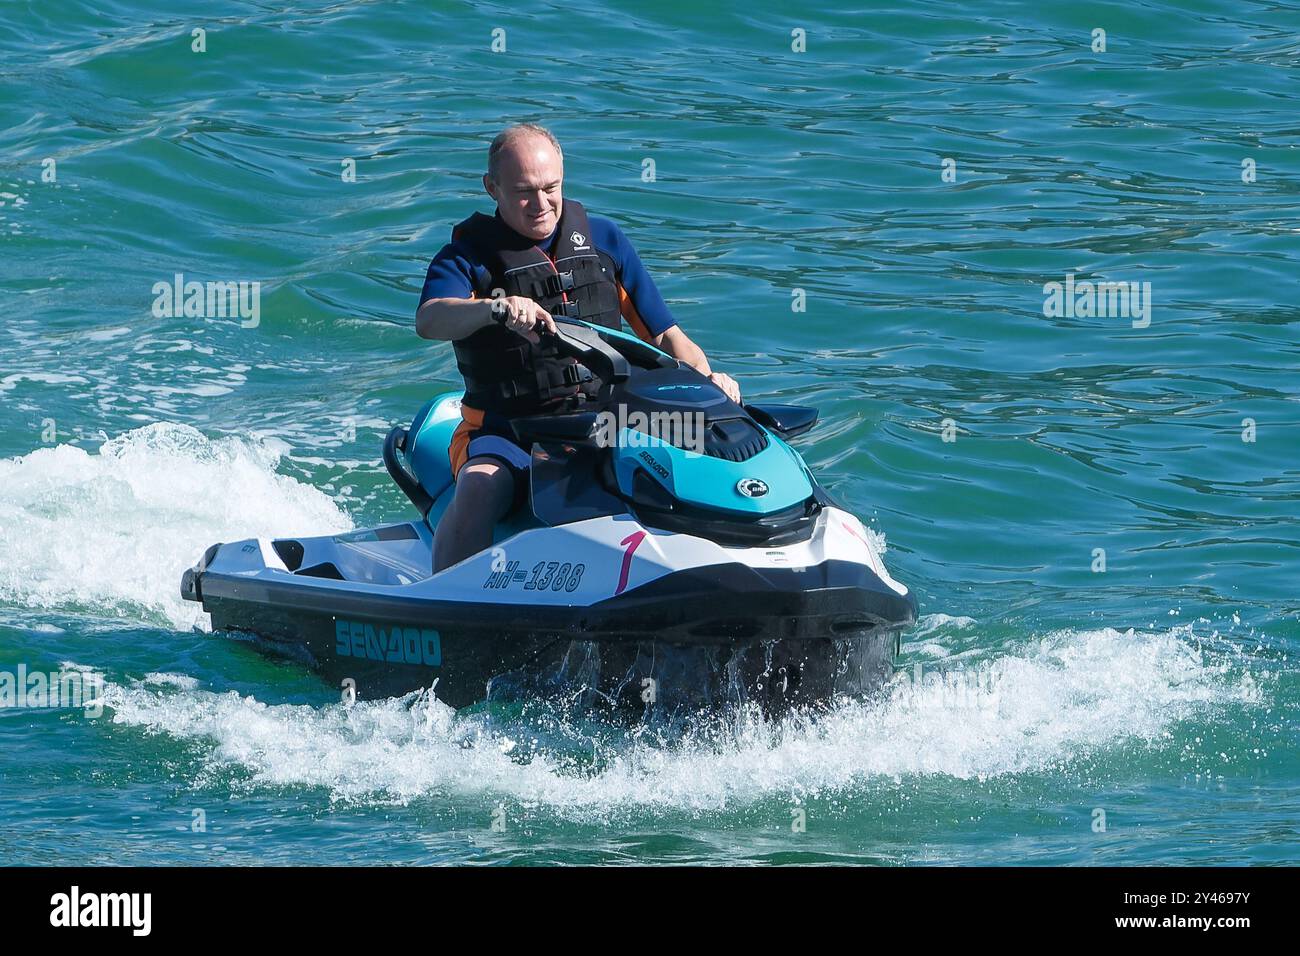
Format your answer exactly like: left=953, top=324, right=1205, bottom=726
left=179, top=125, right=917, bottom=712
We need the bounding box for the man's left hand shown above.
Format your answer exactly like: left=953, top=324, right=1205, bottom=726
left=710, top=371, right=741, bottom=404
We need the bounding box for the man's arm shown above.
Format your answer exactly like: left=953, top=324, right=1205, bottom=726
left=416, top=296, right=496, bottom=341
left=592, top=215, right=742, bottom=403
left=651, top=325, right=741, bottom=404
left=417, top=295, right=558, bottom=344
left=650, top=325, right=710, bottom=373
left=416, top=242, right=505, bottom=341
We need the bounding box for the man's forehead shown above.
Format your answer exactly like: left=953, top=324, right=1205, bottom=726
left=509, top=175, right=563, bottom=191
left=499, top=138, right=561, bottom=173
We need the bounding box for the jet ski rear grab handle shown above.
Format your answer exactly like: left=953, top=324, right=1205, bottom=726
left=382, top=426, right=434, bottom=517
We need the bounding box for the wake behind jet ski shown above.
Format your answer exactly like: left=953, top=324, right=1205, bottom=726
left=181, top=319, right=916, bottom=712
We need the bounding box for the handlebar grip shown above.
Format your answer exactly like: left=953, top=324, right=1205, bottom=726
left=490, top=300, right=561, bottom=337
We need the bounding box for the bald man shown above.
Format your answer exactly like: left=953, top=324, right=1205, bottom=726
left=417, top=123, right=739, bottom=572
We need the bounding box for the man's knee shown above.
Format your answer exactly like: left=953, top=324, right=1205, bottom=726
left=452, top=458, right=516, bottom=516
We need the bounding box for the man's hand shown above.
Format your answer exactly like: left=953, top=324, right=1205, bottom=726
left=710, top=371, right=741, bottom=404
left=651, top=326, right=741, bottom=404
left=491, top=295, right=557, bottom=344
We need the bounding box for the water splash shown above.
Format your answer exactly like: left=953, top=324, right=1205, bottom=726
left=91, top=625, right=1262, bottom=817
left=0, top=423, right=352, bottom=629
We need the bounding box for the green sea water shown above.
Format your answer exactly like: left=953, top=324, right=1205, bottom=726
left=1, top=0, right=1296, bottom=865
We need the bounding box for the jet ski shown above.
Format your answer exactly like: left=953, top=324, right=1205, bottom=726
left=181, top=319, right=917, bottom=712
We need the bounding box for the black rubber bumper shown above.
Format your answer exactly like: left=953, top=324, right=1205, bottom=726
left=180, top=543, right=221, bottom=603
left=186, top=557, right=915, bottom=648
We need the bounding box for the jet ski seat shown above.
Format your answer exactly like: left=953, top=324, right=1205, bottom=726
left=403, top=392, right=464, bottom=505
left=384, top=391, right=543, bottom=544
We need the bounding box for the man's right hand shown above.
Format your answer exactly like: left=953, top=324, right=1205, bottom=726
left=490, top=295, right=558, bottom=344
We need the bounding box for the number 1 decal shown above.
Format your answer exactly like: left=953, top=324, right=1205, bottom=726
left=615, top=531, right=646, bottom=596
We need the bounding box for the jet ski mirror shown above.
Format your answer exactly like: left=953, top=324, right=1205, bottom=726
left=745, top=403, right=819, bottom=440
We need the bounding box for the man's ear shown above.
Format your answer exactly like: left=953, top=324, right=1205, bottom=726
left=482, top=174, right=497, bottom=201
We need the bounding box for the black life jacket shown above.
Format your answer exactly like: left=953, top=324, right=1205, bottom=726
left=450, top=200, right=623, bottom=417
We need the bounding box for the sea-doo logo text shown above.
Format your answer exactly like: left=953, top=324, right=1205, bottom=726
left=655, top=384, right=704, bottom=391
left=50, top=886, right=151, bottom=936
left=335, top=620, right=441, bottom=666
left=639, top=451, right=669, bottom=480
left=737, top=478, right=768, bottom=497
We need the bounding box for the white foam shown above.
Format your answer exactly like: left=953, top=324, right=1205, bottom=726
left=82, top=326, right=133, bottom=343
left=0, top=422, right=353, bottom=629
left=142, top=672, right=200, bottom=690
left=902, top=615, right=979, bottom=657
left=914, top=613, right=976, bottom=634
left=904, top=641, right=951, bottom=658
left=91, top=625, right=1262, bottom=817
left=0, top=371, right=90, bottom=395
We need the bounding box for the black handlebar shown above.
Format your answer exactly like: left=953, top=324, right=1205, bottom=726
left=490, top=305, right=631, bottom=400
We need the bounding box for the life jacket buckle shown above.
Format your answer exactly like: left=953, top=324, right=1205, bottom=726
left=543, top=271, right=575, bottom=297
left=561, top=363, right=594, bottom=386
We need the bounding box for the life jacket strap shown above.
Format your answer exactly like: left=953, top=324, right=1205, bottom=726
left=469, top=359, right=593, bottom=402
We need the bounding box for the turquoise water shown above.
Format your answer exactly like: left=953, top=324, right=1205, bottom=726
left=1, top=0, right=1296, bottom=864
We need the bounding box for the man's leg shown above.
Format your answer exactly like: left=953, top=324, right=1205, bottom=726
left=432, top=457, right=518, bottom=573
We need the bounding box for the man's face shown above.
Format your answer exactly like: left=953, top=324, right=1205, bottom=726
left=484, top=135, right=563, bottom=241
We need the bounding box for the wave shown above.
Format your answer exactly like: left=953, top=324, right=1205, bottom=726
left=0, top=422, right=352, bottom=629
left=87, top=625, right=1261, bottom=817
